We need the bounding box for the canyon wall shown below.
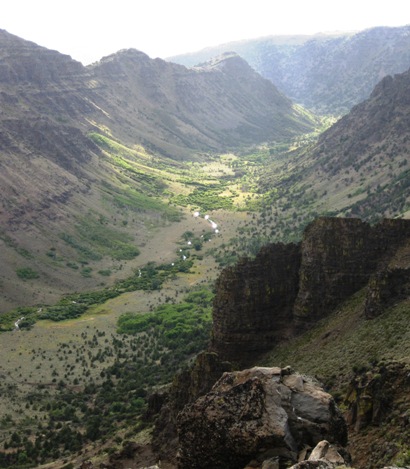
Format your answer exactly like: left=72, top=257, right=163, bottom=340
left=211, top=242, right=301, bottom=364
left=211, top=217, right=410, bottom=364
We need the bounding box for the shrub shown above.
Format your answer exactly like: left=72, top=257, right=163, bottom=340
left=16, top=267, right=39, bottom=280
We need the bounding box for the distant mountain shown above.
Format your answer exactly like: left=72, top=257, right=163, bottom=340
left=256, top=65, right=410, bottom=235
left=309, top=66, right=410, bottom=217
left=90, top=50, right=317, bottom=155
left=170, top=25, right=410, bottom=115
left=0, top=30, right=317, bottom=311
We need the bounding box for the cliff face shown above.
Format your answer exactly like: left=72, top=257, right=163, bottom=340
left=212, top=243, right=301, bottom=364
left=294, top=218, right=410, bottom=329
left=344, top=361, right=410, bottom=468
left=211, top=218, right=410, bottom=364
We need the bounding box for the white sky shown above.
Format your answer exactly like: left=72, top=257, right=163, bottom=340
left=1, top=0, right=409, bottom=64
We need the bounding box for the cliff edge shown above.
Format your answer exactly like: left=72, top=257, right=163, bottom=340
left=211, top=217, right=410, bottom=364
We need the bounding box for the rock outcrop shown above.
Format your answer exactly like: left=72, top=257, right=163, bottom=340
left=150, top=352, right=233, bottom=464
left=212, top=243, right=301, bottom=363
left=344, top=362, right=410, bottom=431
left=211, top=218, right=410, bottom=364
left=177, top=366, right=348, bottom=469
left=343, top=361, right=410, bottom=468
left=365, top=267, right=410, bottom=319
left=288, top=439, right=348, bottom=468
left=294, top=218, right=410, bottom=329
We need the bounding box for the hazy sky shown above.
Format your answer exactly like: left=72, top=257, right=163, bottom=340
left=2, top=0, right=409, bottom=64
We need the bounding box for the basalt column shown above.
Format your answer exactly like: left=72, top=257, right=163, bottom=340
left=211, top=242, right=301, bottom=364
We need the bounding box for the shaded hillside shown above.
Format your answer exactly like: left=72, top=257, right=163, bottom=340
left=171, top=25, right=410, bottom=114
left=251, top=66, right=410, bottom=249
left=90, top=50, right=316, bottom=156
left=0, top=29, right=317, bottom=311
left=306, top=67, right=410, bottom=219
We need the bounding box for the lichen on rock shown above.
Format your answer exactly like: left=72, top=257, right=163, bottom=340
left=177, top=366, right=348, bottom=469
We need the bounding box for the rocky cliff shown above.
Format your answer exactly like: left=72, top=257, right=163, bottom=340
left=344, top=361, right=410, bottom=468
left=212, top=242, right=301, bottom=364
left=211, top=217, right=410, bottom=364
left=294, top=218, right=410, bottom=329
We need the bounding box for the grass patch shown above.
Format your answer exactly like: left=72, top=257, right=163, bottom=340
left=112, top=187, right=181, bottom=221
left=171, top=186, right=235, bottom=211
left=1, top=259, right=194, bottom=328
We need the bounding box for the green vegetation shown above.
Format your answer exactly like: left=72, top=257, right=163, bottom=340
left=16, top=267, right=39, bottom=280
left=118, top=288, right=213, bottom=358
left=112, top=187, right=181, bottom=221
left=98, top=269, right=112, bottom=276
left=0, top=288, right=213, bottom=468
left=1, top=259, right=194, bottom=329
left=60, top=215, right=140, bottom=262
left=172, top=185, right=234, bottom=211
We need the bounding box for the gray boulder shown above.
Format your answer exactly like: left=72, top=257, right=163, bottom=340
left=177, top=366, right=348, bottom=469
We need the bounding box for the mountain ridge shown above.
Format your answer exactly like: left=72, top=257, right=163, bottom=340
left=170, top=25, right=410, bottom=114
left=0, top=29, right=318, bottom=311
left=0, top=25, right=410, bottom=469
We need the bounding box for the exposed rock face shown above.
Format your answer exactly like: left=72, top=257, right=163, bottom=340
left=343, top=361, right=410, bottom=469
left=294, top=218, right=410, bottom=329
left=177, top=366, right=348, bottom=469
left=365, top=267, right=410, bottom=319
left=344, top=362, right=410, bottom=431
left=288, top=439, right=347, bottom=468
left=150, top=352, right=233, bottom=464
left=211, top=218, right=410, bottom=364
left=211, top=243, right=301, bottom=363
left=293, top=218, right=373, bottom=328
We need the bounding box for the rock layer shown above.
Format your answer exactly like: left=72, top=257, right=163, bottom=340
left=212, top=243, right=301, bottom=363
left=211, top=218, right=410, bottom=364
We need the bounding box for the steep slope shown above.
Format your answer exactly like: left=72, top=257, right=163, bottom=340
left=305, top=67, right=410, bottom=218
left=0, top=30, right=317, bottom=311
left=171, top=25, right=410, bottom=114
left=254, top=65, right=410, bottom=242
left=90, top=50, right=316, bottom=155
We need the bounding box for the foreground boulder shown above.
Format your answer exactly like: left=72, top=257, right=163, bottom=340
left=177, top=366, right=348, bottom=469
